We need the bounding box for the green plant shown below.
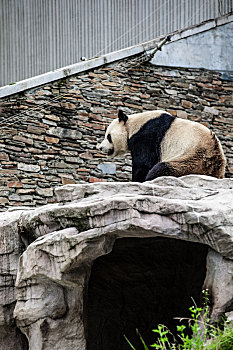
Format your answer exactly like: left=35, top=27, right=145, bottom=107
left=205, top=322, right=233, bottom=350
left=124, top=329, right=150, bottom=350
left=124, top=290, right=233, bottom=350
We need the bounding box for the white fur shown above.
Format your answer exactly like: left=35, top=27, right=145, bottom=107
left=97, top=118, right=129, bottom=157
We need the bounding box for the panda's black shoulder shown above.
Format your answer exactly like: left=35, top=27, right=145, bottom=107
left=128, top=112, right=176, bottom=146
left=140, top=112, right=176, bottom=134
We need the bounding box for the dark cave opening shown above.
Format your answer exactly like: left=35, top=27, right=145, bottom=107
left=87, top=237, right=208, bottom=350
left=0, top=325, right=29, bottom=350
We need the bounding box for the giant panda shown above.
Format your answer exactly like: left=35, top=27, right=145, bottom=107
left=98, top=110, right=226, bottom=182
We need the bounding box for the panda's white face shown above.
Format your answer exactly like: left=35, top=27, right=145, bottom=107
left=98, top=118, right=129, bottom=158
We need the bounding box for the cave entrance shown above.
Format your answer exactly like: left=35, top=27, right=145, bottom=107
left=87, top=237, right=208, bottom=350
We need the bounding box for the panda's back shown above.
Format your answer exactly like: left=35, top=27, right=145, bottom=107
left=127, top=110, right=172, bottom=139
left=160, top=118, right=212, bottom=162
left=127, top=110, right=206, bottom=159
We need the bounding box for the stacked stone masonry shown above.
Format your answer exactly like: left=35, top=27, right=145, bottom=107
left=0, top=57, right=232, bottom=210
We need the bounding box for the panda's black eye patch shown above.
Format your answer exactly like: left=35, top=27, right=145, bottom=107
left=107, top=134, right=112, bottom=143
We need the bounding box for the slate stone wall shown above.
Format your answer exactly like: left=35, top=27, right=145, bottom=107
left=0, top=57, right=232, bottom=210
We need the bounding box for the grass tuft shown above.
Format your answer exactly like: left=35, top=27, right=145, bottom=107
left=125, top=290, right=233, bottom=350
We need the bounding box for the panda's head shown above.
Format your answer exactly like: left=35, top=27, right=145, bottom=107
left=97, top=110, right=129, bottom=157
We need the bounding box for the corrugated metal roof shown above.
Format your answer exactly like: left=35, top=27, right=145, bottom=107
left=1, top=0, right=232, bottom=87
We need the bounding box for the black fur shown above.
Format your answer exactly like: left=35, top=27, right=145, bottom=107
left=145, top=162, right=175, bottom=180
left=128, top=113, right=175, bottom=182
left=118, top=110, right=128, bottom=124
left=107, top=134, right=112, bottom=143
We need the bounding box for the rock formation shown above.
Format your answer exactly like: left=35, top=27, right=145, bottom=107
left=0, top=175, right=233, bottom=349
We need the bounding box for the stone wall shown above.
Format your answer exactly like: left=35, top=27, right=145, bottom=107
left=0, top=57, right=232, bottom=210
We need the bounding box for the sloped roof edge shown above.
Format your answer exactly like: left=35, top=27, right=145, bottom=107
left=0, top=12, right=232, bottom=99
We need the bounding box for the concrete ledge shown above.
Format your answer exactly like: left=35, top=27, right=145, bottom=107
left=170, top=12, right=233, bottom=42
left=0, top=13, right=232, bottom=99
left=0, top=39, right=160, bottom=99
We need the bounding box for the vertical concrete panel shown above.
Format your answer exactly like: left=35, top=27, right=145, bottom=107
left=151, top=21, right=233, bottom=71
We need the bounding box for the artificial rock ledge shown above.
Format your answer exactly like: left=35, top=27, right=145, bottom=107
left=0, top=175, right=233, bottom=350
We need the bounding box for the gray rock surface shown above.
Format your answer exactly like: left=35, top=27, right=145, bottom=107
left=97, top=162, right=116, bottom=174
left=0, top=175, right=233, bottom=349
left=0, top=210, right=29, bottom=349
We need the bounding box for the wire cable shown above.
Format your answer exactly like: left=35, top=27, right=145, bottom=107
left=93, top=0, right=171, bottom=58
left=0, top=91, right=69, bottom=127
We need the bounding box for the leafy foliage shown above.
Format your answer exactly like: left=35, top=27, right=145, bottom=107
left=125, top=290, right=233, bottom=350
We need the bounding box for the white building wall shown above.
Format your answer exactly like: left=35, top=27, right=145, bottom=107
left=150, top=20, right=233, bottom=71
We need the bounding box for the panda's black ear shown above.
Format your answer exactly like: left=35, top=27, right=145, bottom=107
left=118, top=110, right=128, bottom=124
